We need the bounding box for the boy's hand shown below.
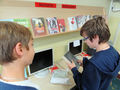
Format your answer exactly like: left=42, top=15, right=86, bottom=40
left=66, top=60, right=76, bottom=70
left=77, top=60, right=83, bottom=66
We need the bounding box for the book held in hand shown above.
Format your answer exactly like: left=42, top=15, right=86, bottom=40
left=63, top=51, right=80, bottom=69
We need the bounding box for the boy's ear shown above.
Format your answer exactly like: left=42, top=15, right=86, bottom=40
left=93, top=35, right=99, bottom=39
left=93, top=35, right=99, bottom=43
left=14, top=42, right=23, bottom=56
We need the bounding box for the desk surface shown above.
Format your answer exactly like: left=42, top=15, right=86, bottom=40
left=29, top=54, right=120, bottom=90
left=29, top=59, right=81, bottom=90
left=29, top=72, right=75, bottom=90
left=29, top=58, right=84, bottom=90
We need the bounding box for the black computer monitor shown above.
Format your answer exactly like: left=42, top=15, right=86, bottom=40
left=68, top=40, right=83, bottom=55
left=28, top=48, right=53, bottom=75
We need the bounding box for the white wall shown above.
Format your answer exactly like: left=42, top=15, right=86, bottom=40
left=17, top=0, right=110, bottom=15
left=108, top=2, right=120, bottom=51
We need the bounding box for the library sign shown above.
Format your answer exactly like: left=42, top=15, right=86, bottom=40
left=35, top=2, right=76, bottom=9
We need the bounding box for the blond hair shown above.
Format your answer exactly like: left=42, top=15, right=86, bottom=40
left=0, top=21, right=32, bottom=64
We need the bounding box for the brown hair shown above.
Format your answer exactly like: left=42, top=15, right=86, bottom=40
left=80, top=16, right=110, bottom=44
left=0, top=21, right=32, bottom=64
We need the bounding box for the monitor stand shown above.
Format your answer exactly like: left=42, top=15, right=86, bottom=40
left=34, top=69, right=49, bottom=78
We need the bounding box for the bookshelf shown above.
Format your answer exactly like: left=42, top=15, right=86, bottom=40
left=0, top=1, right=105, bottom=38
left=0, top=1, right=106, bottom=62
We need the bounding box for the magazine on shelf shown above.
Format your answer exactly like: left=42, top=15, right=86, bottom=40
left=63, top=51, right=80, bottom=69
left=46, top=17, right=59, bottom=34
left=68, top=16, right=77, bottom=31
left=76, top=16, right=86, bottom=28
left=86, top=15, right=91, bottom=21
left=76, top=15, right=91, bottom=29
left=76, top=15, right=84, bottom=28
left=14, top=18, right=31, bottom=29
left=57, top=19, right=66, bottom=32
left=31, top=17, right=47, bottom=37
left=0, top=19, right=14, bottom=22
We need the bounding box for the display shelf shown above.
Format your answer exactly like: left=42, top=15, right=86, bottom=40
left=0, top=1, right=105, bottom=39
left=33, top=29, right=80, bottom=38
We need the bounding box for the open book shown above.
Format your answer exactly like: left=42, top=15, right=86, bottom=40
left=63, top=51, right=80, bottom=69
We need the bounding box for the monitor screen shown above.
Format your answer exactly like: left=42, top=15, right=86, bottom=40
left=29, top=48, right=53, bottom=74
left=68, top=40, right=82, bottom=55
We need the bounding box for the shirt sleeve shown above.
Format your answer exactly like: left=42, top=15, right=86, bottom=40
left=82, top=60, right=101, bottom=90
left=71, top=57, right=88, bottom=89
left=71, top=59, right=101, bottom=90
left=71, top=67, right=82, bottom=89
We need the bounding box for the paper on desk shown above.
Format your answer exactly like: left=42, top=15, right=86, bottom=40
left=50, top=69, right=71, bottom=85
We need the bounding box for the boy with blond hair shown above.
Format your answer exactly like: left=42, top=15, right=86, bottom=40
left=0, top=21, right=40, bottom=90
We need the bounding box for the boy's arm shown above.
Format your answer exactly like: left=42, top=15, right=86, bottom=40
left=81, top=61, right=101, bottom=90
left=71, top=59, right=101, bottom=90
left=71, top=67, right=82, bottom=90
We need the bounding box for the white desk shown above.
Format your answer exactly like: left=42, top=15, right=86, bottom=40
left=29, top=59, right=83, bottom=90
left=29, top=59, right=79, bottom=90
left=29, top=72, right=75, bottom=90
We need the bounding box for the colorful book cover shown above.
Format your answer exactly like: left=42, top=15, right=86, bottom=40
left=68, top=17, right=77, bottom=31
left=14, top=18, right=31, bottom=29
left=57, top=19, right=66, bottom=32
left=31, top=17, right=47, bottom=37
left=46, top=17, right=59, bottom=34
left=86, top=15, right=91, bottom=21
left=76, top=15, right=84, bottom=28
left=76, top=15, right=91, bottom=28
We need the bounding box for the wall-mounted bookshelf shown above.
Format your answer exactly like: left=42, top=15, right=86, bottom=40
left=0, top=1, right=105, bottom=39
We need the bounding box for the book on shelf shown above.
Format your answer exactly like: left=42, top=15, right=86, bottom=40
left=57, top=19, right=66, bottom=32
left=14, top=18, right=31, bottom=29
left=63, top=51, right=80, bottom=69
left=0, top=19, right=14, bottom=22
left=46, top=17, right=59, bottom=34
left=31, top=17, right=47, bottom=37
left=76, top=15, right=91, bottom=29
left=68, top=16, right=77, bottom=31
left=86, top=15, right=91, bottom=21
left=76, top=15, right=84, bottom=28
